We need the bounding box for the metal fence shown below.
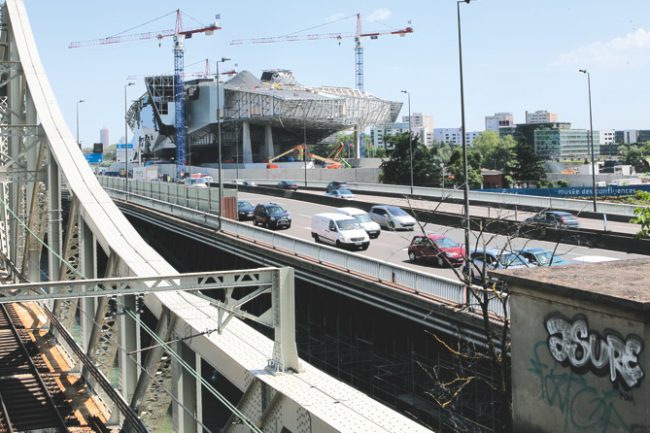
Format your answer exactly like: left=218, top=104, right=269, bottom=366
left=255, top=180, right=640, bottom=218
left=98, top=176, right=508, bottom=319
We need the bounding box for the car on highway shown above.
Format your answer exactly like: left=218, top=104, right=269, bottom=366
left=335, top=207, right=381, bottom=239
left=183, top=177, right=208, bottom=188
left=237, top=200, right=255, bottom=221
left=311, top=213, right=369, bottom=250
left=325, top=189, right=356, bottom=200
left=408, top=234, right=465, bottom=267
left=369, top=205, right=417, bottom=231
left=516, top=247, right=572, bottom=267
left=325, top=181, right=348, bottom=192
left=524, top=210, right=579, bottom=229
left=253, top=202, right=292, bottom=230
left=470, top=248, right=532, bottom=284
left=277, top=180, right=299, bottom=190
left=232, top=179, right=257, bottom=187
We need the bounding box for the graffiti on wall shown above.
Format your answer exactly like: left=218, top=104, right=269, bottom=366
left=529, top=340, right=633, bottom=433
left=544, top=313, right=644, bottom=389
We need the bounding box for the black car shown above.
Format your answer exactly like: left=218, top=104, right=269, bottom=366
left=524, top=210, right=580, bottom=229
left=277, top=180, right=299, bottom=190
left=326, top=181, right=348, bottom=192
left=253, top=202, right=292, bottom=230
left=237, top=200, right=255, bottom=221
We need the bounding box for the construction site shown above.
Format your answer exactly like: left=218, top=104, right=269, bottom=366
left=129, top=69, right=401, bottom=168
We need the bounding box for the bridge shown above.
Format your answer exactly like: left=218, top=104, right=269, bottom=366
left=0, top=1, right=433, bottom=431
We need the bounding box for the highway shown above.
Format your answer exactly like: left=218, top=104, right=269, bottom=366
left=238, top=191, right=646, bottom=281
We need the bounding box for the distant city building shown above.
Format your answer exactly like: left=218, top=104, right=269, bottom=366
left=485, top=112, right=514, bottom=132
left=525, top=110, right=558, bottom=124
left=100, top=127, right=109, bottom=150
left=433, top=128, right=480, bottom=146
left=402, top=112, right=434, bottom=131
left=599, top=129, right=615, bottom=145
left=598, top=129, right=616, bottom=157
left=371, top=112, right=434, bottom=148
left=615, top=129, right=650, bottom=144
left=534, top=127, right=596, bottom=160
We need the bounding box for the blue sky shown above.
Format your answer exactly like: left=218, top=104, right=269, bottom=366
left=25, top=0, right=650, bottom=148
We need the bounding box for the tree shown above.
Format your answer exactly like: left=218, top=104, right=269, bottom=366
left=447, top=148, right=482, bottom=188
left=630, top=191, right=650, bottom=238
left=510, top=132, right=545, bottom=185
left=380, top=133, right=442, bottom=186
left=621, top=145, right=650, bottom=173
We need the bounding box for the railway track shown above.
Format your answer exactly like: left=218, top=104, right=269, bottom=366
left=0, top=303, right=69, bottom=432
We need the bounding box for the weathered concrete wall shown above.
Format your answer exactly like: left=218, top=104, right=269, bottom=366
left=496, top=259, right=650, bottom=433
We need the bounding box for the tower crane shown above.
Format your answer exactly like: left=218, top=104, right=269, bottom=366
left=69, top=10, right=221, bottom=178
left=231, top=13, right=412, bottom=92
left=231, top=14, right=412, bottom=157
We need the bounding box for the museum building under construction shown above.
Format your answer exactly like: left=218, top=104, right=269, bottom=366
left=128, top=69, right=400, bottom=166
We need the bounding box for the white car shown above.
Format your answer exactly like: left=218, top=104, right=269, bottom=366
left=184, top=178, right=208, bottom=188
left=335, top=207, right=381, bottom=239
left=325, top=188, right=356, bottom=200
left=369, top=205, right=417, bottom=231
left=311, top=213, right=369, bottom=250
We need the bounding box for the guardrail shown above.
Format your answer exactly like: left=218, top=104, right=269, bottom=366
left=252, top=180, right=640, bottom=218
left=98, top=176, right=507, bottom=318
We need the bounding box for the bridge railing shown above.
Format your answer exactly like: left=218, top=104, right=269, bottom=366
left=255, top=180, right=638, bottom=218
left=99, top=176, right=508, bottom=318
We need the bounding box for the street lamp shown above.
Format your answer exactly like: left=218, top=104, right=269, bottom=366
left=579, top=69, right=598, bottom=213
left=76, top=99, right=85, bottom=148
left=457, top=0, right=472, bottom=278
left=124, top=82, right=134, bottom=194
left=216, top=57, right=230, bottom=227
left=401, top=90, right=413, bottom=196
left=302, top=103, right=309, bottom=187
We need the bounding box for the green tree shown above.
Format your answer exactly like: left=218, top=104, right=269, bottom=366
left=510, top=132, right=545, bottom=185
left=447, top=148, right=483, bottom=188
left=621, top=145, right=650, bottom=172
left=380, top=133, right=442, bottom=186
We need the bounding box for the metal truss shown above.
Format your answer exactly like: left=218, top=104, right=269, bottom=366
left=52, top=197, right=81, bottom=330
left=0, top=266, right=298, bottom=364
left=130, top=307, right=176, bottom=431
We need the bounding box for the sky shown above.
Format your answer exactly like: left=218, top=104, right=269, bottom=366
left=24, top=0, right=650, bottom=148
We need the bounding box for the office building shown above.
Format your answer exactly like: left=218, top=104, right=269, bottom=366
left=615, top=129, right=650, bottom=144
left=100, top=127, right=109, bottom=150
left=534, top=127, right=597, bottom=161
left=525, top=110, right=558, bottom=124
left=370, top=112, right=435, bottom=148
left=433, top=128, right=480, bottom=146
left=485, top=112, right=514, bottom=132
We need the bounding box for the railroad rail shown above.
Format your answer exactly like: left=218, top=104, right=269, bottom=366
left=0, top=303, right=68, bottom=432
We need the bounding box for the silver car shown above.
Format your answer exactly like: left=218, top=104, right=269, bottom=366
left=368, top=205, right=417, bottom=231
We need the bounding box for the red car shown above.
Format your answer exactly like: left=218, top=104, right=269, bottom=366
left=407, top=234, right=466, bottom=267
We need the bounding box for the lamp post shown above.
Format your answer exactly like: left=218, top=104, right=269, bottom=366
left=124, top=82, right=134, bottom=194
left=303, top=103, right=308, bottom=188
left=76, top=99, right=85, bottom=148
left=579, top=69, right=598, bottom=213
left=401, top=90, right=413, bottom=196
left=457, top=0, right=472, bottom=277
left=216, top=57, right=230, bottom=227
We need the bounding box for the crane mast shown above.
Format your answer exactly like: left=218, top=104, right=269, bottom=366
left=69, top=9, right=221, bottom=179
left=354, top=13, right=363, bottom=91
left=230, top=14, right=412, bottom=159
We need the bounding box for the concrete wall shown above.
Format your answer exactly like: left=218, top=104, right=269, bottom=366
left=155, top=164, right=381, bottom=184
left=499, top=260, right=650, bottom=433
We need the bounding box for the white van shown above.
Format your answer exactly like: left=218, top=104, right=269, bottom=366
left=311, top=213, right=370, bottom=250
left=335, top=207, right=381, bottom=239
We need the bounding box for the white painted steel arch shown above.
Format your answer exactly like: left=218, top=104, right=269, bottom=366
left=2, top=1, right=432, bottom=432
